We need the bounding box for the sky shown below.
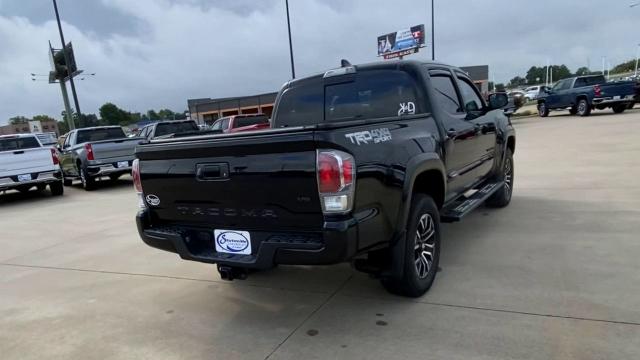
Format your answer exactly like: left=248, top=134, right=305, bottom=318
left=1, top=0, right=639, bottom=124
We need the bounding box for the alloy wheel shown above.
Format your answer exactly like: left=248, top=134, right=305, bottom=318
left=414, top=213, right=436, bottom=279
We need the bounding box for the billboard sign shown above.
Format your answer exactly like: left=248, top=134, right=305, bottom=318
left=377, top=24, right=425, bottom=59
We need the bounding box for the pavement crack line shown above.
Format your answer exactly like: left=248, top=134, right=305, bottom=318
left=339, top=293, right=640, bottom=327
left=0, top=263, right=330, bottom=295
left=264, top=274, right=355, bottom=360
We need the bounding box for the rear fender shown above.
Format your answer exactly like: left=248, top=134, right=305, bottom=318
left=388, top=153, right=445, bottom=281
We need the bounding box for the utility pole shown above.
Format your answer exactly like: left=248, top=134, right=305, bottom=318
left=285, top=0, right=296, bottom=79
left=52, top=0, right=81, bottom=116
left=59, top=81, right=75, bottom=130
left=431, top=0, right=435, bottom=60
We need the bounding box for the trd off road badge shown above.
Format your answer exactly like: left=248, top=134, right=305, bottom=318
left=345, top=128, right=392, bottom=145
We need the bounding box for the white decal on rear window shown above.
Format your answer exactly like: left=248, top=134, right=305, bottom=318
left=398, top=102, right=416, bottom=116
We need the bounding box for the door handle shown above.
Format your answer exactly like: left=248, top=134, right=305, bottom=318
left=446, top=129, right=457, bottom=138
left=196, top=163, right=229, bottom=181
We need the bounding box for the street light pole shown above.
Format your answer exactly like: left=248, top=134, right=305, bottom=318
left=431, top=0, right=435, bottom=61
left=52, top=0, right=81, bottom=116
left=635, top=43, right=639, bottom=78
left=285, top=0, right=296, bottom=79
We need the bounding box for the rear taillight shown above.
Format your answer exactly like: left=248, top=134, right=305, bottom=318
left=316, top=150, right=355, bottom=214
left=593, top=85, right=602, bottom=97
left=84, top=143, right=94, bottom=161
left=50, top=148, right=59, bottom=165
left=132, top=159, right=142, bottom=193
left=132, top=159, right=145, bottom=208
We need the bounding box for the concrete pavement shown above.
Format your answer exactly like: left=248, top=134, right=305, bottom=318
left=1, top=109, right=639, bottom=359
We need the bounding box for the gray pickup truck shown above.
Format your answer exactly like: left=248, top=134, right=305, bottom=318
left=58, top=126, right=142, bottom=190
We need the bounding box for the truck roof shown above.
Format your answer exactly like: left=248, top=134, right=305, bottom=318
left=284, top=60, right=463, bottom=88
left=75, top=126, right=122, bottom=131
left=0, top=133, right=38, bottom=139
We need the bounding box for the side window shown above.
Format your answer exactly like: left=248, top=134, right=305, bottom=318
left=211, top=120, right=222, bottom=130
left=456, top=78, right=484, bottom=113
left=63, top=132, right=72, bottom=148
left=221, top=119, right=230, bottom=130
left=430, top=74, right=461, bottom=114
left=574, top=78, right=586, bottom=88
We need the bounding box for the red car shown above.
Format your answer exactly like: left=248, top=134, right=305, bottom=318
left=210, top=114, right=271, bottom=133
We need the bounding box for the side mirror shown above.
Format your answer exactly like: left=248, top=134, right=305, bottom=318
left=488, top=93, right=509, bottom=109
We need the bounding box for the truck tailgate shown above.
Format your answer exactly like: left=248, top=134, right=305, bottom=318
left=599, top=82, right=636, bottom=97
left=0, top=148, right=54, bottom=177
left=91, top=138, right=141, bottom=160
left=137, top=131, right=324, bottom=231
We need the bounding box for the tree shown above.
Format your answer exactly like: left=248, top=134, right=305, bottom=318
left=575, top=67, right=591, bottom=76
left=525, top=66, right=546, bottom=85
left=9, top=116, right=30, bottom=124
left=77, top=113, right=100, bottom=128
left=495, top=83, right=506, bottom=92
left=611, top=59, right=636, bottom=74
left=99, top=102, right=131, bottom=126
left=157, top=109, right=175, bottom=120
left=57, top=120, right=69, bottom=134
left=508, top=76, right=527, bottom=88
left=550, top=64, right=572, bottom=81
left=147, top=110, right=159, bottom=121
left=32, top=114, right=56, bottom=123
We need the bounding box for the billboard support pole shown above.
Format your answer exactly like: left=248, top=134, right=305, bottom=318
left=285, top=0, right=296, bottom=79
left=431, top=0, right=435, bottom=60
left=52, top=0, right=81, bottom=116
left=59, top=81, right=75, bottom=130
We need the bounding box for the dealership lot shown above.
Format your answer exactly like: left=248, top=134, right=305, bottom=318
left=1, top=110, right=639, bottom=359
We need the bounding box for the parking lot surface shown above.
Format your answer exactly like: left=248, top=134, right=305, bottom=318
left=1, top=109, right=639, bottom=359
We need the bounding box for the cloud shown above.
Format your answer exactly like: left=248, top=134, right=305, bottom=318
left=1, top=0, right=639, bottom=124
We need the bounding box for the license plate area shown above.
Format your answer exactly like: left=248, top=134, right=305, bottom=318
left=214, top=230, right=252, bottom=255
left=117, top=161, right=129, bottom=168
left=18, top=174, right=32, bottom=182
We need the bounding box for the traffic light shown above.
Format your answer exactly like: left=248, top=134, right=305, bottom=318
left=49, top=42, right=78, bottom=81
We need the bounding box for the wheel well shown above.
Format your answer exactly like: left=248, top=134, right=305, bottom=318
left=412, top=170, right=444, bottom=209
left=576, top=95, right=588, bottom=102
left=507, top=136, right=515, bottom=154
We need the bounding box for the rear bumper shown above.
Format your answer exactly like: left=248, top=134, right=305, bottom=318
left=86, top=160, right=133, bottom=176
left=136, top=209, right=359, bottom=269
left=592, top=94, right=635, bottom=105
left=0, top=170, right=61, bottom=191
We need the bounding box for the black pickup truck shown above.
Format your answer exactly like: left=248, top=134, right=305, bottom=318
left=133, top=60, right=516, bottom=297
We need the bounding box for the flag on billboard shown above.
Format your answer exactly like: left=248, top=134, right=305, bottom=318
left=377, top=24, right=426, bottom=59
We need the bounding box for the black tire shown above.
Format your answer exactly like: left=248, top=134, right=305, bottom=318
left=381, top=194, right=440, bottom=297
left=612, top=104, right=626, bottom=114
left=62, top=172, right=72, bottom=187
left=569, top=106, right=578, bottom=115
left=50, top=181, right=64, bottom=196
left=17, top=186, right=32, bottom=194
left=537, top=102, right=549, bottom=117
left=80, top=167, right=96, bottom=191
left=627, top=102, right=635, bottom=110
left=576, top=98, right=591, bottom=117
left=486, top=148, right=514, bottom=208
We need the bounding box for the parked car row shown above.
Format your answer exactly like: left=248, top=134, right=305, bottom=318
left=2, top=117, right=276, bottom=198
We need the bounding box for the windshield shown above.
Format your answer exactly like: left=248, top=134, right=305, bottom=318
left=154, top=122, right=198, bottom=136
left=76, top=128, right=126, bottom=143
left=235, top=116, right=269, bottom=128
left=0, top=136, right=40, bottom=151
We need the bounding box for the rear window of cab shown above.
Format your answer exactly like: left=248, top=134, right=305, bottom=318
left=275, top=69, right=428, bottom=127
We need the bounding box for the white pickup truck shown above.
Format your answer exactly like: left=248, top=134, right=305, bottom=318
left=0, top=134, right=64, bottom=196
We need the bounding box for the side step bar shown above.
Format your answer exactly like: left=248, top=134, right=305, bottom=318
left=440, top=181, right=504, bottom=223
